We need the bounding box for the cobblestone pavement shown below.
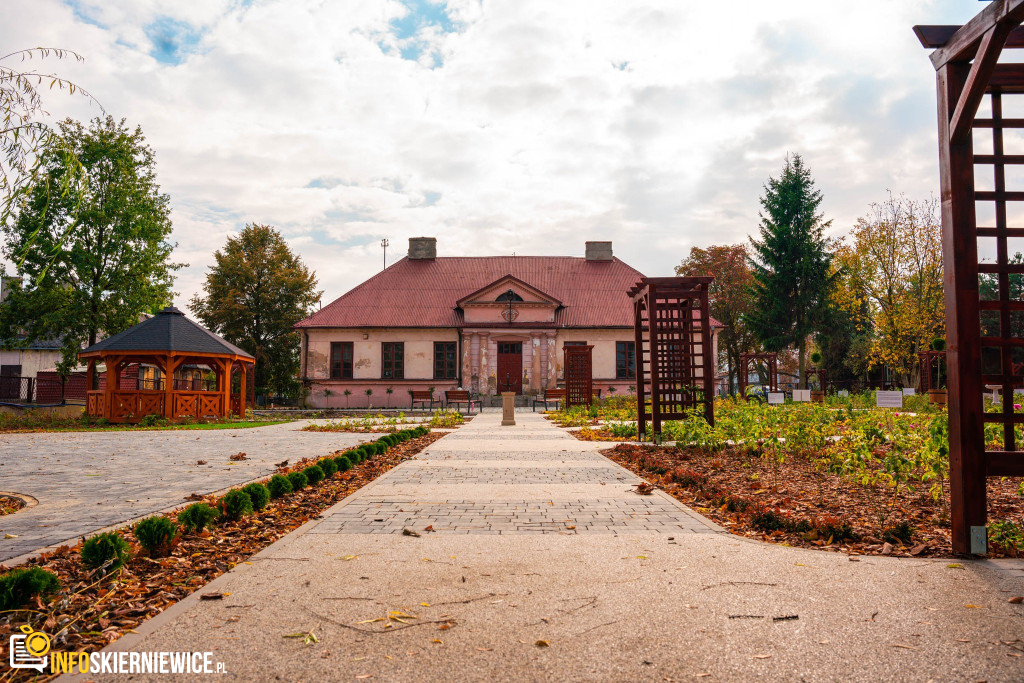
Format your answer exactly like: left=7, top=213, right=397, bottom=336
left=0, top=421, right=378, bottom=562
left=306, top=410, right=719, bottom=535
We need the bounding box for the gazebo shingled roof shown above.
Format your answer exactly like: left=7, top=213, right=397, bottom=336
left=80, top=306, right=253, bottom=358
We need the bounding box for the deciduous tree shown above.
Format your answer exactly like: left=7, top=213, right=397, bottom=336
left=190, top=224, right=321, bottom=397
left=746, top=154, right=835, bottom=387
left=0, top=116, right=179, bottom=373
left=849, top=193, right=944, bottom=385
left=676, top=243, right=756, bottom=394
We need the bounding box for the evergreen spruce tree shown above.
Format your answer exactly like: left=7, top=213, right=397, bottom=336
left=746, top=154, right=835, bottom=388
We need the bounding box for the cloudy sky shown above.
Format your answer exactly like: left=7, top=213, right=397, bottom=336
left=3, top=0, right=980, bottom=308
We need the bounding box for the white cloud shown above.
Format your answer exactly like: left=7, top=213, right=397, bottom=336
left=1, top=0, right=980, bottom=307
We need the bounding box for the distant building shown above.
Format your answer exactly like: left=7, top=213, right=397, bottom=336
left=295, top=238, right=722, bottom=408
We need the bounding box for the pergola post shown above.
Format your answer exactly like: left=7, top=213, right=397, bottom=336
left=86, top=359, right=96, bottom=392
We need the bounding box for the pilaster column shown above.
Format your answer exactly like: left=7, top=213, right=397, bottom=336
left=545, top=332, right=557, bottom=388
left=522, top=334, right=534, bottom=390
left=461, top=332, right=472, bottom=389
left=488, top=336, right=498, bottom=394
left=530, top=333, right=542, bottom=391
left=478, top=332, right=489, bottom=394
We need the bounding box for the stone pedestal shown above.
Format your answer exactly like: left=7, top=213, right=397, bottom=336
left=501, top=392, right=516, bottom=426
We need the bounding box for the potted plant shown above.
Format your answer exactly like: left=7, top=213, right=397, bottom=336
left=928, top=338, right=947, bottom=406
left=365, top=388, right=373, bottom=409
left=343, top=388, right=352, bottom=408
left=809, top=351, right=825, bottom=403
left=386, top=386, right=394, bottom=408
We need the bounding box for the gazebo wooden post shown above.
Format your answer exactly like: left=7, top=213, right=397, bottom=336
left=238, top=361, right=247, bottom=418
left=103, top=354, right=119, bottom=421
left=86, top=359, right=96, bottom=392
left=163, top=353, right=179, bottom=420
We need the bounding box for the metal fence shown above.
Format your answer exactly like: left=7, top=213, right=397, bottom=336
left=0, top=376, right=69, bottom=405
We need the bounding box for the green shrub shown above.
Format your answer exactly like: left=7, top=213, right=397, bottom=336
left=319, top=458, right=337, bottom=477
left=81, top=532, right=131, bottom=572
left=0, top=567, right=60, bottom=611
left=750, top=508, right=788, bottom=532
left=242, top=483, right=271, bottom=511
left=304, top=464, right=325, bottom=485
left=287, top=470, right=308, bottom=491
left=335, top=455, right=352, bottom=471
left=883, top=520, right=914, bottom=545
left=177, top=503, right=218, bottom=533
left=267, top=474, right=293, bottom=499
left=133, top=516, right=177, bottom=557
left=219, top=489, right=254, bottom=521
left=138, top=413, right=168, bottom=428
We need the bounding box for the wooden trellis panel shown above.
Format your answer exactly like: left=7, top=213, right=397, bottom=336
left=918, top=350, right=946, bottom=392
left=805, top=369, right=827, bottom=394
left=628, top=277, right=714, bottom=439
left=563, top=345, right=594, bottom=408
left=916, top=2, right=1024, bottom=553
left=738, top=352, right=778, bottom=398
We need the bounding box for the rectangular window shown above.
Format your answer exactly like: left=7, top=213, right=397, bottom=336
left=563, top=341, right=587, bottom=347
left=382, top=342, right=404, bottom=379
left=330, top=342, right=353, bottom=379
left=434, top=342, right=457, bottom=380
left=616, top=341, right=636, bottom=379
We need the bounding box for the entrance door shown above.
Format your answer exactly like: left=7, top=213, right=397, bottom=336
left=496, top=342, right=523, bottom=394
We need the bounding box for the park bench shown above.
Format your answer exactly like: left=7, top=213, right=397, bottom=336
left=410, top=389, right=439, bottom=410
left=532, top=388, right=566, bottom=412
left=444, top=390, right=480, bottom=414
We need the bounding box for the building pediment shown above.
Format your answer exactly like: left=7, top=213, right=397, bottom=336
left=457, top=275, right=561, bottom=325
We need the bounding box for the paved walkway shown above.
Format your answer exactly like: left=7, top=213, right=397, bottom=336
left=81, top=411, right=1024, bottom=681
left=0, top=421, right=376, bottom=562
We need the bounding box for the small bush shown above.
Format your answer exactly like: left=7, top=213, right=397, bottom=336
left=134, top=516, right=177, bottom=557
left=287, top=470, right=308, bottom=491
left=671, top=468, right=706, bottom=488
left=304, top=464, right=325, bottom=486
left=750, top=508, right=789, bottom=532
left=319, top=458, right=338, bottom=477
left=883, top=520, right=914, bottom=545
left=178, top=503, right=218, bottom=533
left=335, top=455, right=352, bottom=472
left=267, top=474, right=293, bottom=499
left=138, top=413, right=168, bottom=428
left=242, top=483, right=271, bottom=511
left=814, top=516, right=857, bottom=542
left=81, top=532, right=131, bottom=572
left=0, top=567, right=60, bottom=611
left=219, top=489, right=254, bottom=521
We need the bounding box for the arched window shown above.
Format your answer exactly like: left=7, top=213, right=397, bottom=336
left=495, top=291, right=523, bottom=302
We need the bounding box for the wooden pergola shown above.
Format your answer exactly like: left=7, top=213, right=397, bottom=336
left=738, top=352, right=778, bottom=398
left=915, top=0, right=1024, bottom=553
left=79, top=306, right=255, bottom=423
left=628, top=276, right=714, bottom=440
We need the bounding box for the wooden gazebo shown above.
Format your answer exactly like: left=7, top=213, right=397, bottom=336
left=79, top=306, right=255, bottom=423
left=738, top=352, right=778, bottom=398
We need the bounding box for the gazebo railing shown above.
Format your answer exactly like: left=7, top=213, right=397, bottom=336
left=87, top=389, right=236, bottom=422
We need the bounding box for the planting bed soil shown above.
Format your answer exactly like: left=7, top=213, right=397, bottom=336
left=0, top=431, right=444, bottom=682
left=0, top=495, right=25, bottom=516
left=604, top=443, right=1023, bottom=559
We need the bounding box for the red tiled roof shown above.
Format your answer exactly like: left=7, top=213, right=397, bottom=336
left=296, top=256, right=724, bottom=329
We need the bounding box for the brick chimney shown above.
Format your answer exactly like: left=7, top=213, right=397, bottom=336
left=408, top=237, right=437, bottom=260
left=585, top=241, right=613, bottom=261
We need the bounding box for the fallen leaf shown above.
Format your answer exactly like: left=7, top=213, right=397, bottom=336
left=432, top=639, right=443, bottom=644
left=477, top=647, right=493, bottom=652
left=1009, top=596, right=1023, bottom=604
left=341, top=555, right=358, bottom=561
left=403, top=528, right=421, bottom=537
left=964, top=604, right=985, bottom=609
left=947, top=563, right=963, bottom=569
left=753, top=654, right=771, bottom=659
left=200, top=592, right=226, bottom=600
left=420, top=602, right=431, bottom=607
left=535, top=640, right=549, bottom=648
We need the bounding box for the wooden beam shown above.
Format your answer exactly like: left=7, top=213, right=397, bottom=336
left=914, top=24, right=1024, bottom=49
left=950, top=24, right=1012, bottom=144
left=927, top=0, right=1024, bottom=68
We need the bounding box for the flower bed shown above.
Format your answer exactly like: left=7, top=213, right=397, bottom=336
left=0, top=429, right=443, bottom=680
left=0, top=495, right=26, bottom=516
left=605, top=442, right=1023, bottom=558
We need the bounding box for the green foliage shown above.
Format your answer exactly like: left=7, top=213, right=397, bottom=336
left=319, top=457, right=337, bottom=477
left=177, top=503, right=217, bottom=533
left=0, top=567, right=60, bottom=611
left=219, top=489, right=253, bottom=521
left=133, top=516, right=177, bottom=557
left=80, top=532, right=130, bottom=572
left=287, top=470, right=308, bottom=491
left=429, top=410, right=464, bottom=428
left=746, top=154, right=835, bottom=384
left=931, top=337, right=946, bottom=352
left=267, top=474, right=293, bottom=499
left=883, top=520, right=914, bottom=545
left=0, top=116, right=180, bottom=372
left=138, top=413, right=168, bottom=427
left=988, top=519, right=1023, bottom=555
left=335, top=455, right=352, bottom=471
left=304, top=464, right=325, bottom=485
left=188, top=223, right=321, bottom=397
left=242, top=482, right=271, bottom=511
